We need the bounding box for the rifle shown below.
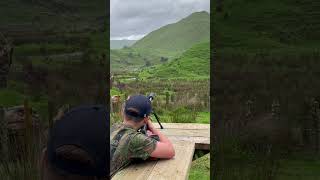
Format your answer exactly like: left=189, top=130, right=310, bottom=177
left=138, top=93, right=163, bottom=141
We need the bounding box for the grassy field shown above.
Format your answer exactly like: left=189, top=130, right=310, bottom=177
left=110, top=78, right=210, bottom=125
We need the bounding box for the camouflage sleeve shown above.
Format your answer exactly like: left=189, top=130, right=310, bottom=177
left=128, top=133, right=157, bottom=160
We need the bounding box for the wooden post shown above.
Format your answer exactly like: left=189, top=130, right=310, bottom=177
left=310, top=98, right=319, bottom=152
left=271, top=99, right=280, bottom=121
left=244, top=99, right=253, bottom=126
left=0, top=40, right=13, bottom=88
left=165, top=92, right=169, bottom=107
left=48, top=100, right=54, bottom=130
left=171, top=93, right=175, bottom=103
left=24, top=99, right=32, bottom=157
left=314, top=100, right=320, bottom=153
left=0, top=107, right=8, bottom=160
left=317, top=103, right=320, bottom=154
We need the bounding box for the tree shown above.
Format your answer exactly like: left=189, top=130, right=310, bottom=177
left=0, top=35, right=13, bottom=88
left=216, top=0, right=223, bottom=12
left=144, top=58, right=151, bottom=67
left=160, top=57, right=168, bottom=63
left=145, top=60, right=151, bottom=67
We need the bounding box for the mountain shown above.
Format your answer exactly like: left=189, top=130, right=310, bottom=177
left=111, top=40, right=137, bottom=49
left=139, top=42, right=210, bottom=80
left=111, top=11, right=210, bottom=72
left=132, top=11, right=210, bottom=57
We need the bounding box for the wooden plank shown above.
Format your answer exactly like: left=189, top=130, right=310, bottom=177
left=112, top=160, right=157, bottom=180
left=168, top=136, right=210, bottom=150
left=112, top=141, right=195, bottom=180
left=155, top=123, right=209, bottom=130
left=168, top=136, right=209, bottom=144
left=159, top=128, right=209, bottom=138
left=146, top=141, right=195, bottom=180
left=155, top=123, right=210, bottom=149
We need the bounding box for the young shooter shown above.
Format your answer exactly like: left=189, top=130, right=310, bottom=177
left=110, top=94, right=175, bottom=177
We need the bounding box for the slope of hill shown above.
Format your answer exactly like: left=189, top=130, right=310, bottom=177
left=132, top=11, right=210, bottom=57
left=139, top=42, right=209, bottom=80
left=110, top=48, right=160, bottom=71
left=0, top=0, right=106, bottom=32
left=214, top=0, right=320, bottom=50
left=0, top=0, right=107, bottom=64
left=111, top=40, right=137, bottom=49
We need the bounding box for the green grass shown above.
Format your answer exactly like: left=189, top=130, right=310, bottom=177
left=110, top=88, right=122, bottom=96
left=196, top=112, right=210, bottom=124
left=275, top=155, right=320, bottom=180
left=0, top=89, right=25, bottom=107
left=189, top=153, right=210, bottom=180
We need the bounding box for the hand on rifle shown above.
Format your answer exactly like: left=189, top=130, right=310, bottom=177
left=147, top=118, right=175, bottom=159
left=145, top=118, right=156, bottom=136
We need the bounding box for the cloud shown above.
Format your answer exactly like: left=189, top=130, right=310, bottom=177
left=110, top=34, right=146, bottom=40
left=111, top=0, right=210, bottom=40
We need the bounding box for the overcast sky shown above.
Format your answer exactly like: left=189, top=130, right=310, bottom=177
left=111, top=0, right=210, bottom=40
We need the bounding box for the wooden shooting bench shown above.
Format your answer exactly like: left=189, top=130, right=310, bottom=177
left=112, top=123, right=210, bottom=180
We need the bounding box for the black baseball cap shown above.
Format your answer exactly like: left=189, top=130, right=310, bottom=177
left=47, top=105, right=109, bottom=178
left=124, top=94, right=152, bottom=118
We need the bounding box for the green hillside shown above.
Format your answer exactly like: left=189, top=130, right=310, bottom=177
left=214, top=0, right=320, bottom=51
left=139, top=42, right=209, bottom=80
left=133, top=11, right=210, bottom=57
left=0, top=0, right=106, bottom=32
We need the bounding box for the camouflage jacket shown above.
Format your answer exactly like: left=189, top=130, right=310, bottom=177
left=110, top=123, right=157, bottom=177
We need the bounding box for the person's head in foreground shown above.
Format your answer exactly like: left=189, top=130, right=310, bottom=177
left=40, top=105, right=109, bottom=180
left=110, top=94, right=175, bottom=177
